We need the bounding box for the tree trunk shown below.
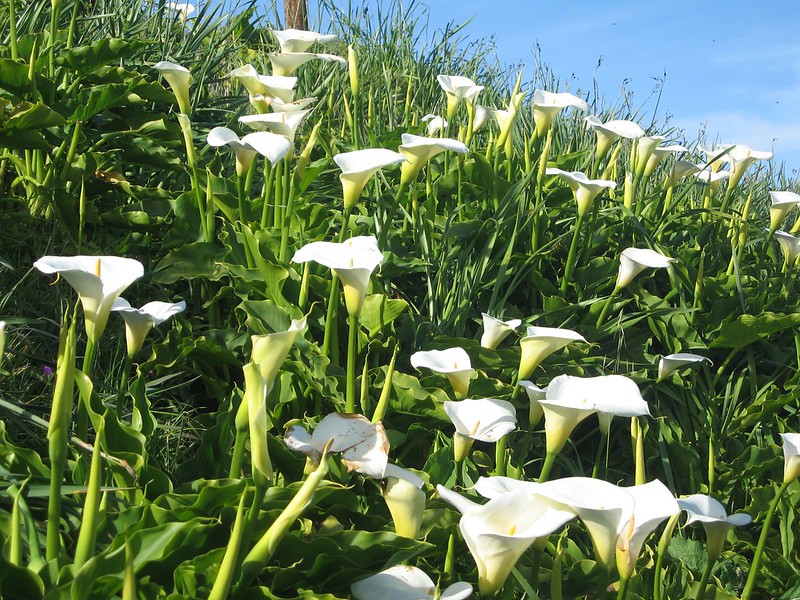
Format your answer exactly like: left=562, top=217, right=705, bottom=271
left=284, top=0, right=308, bottom=30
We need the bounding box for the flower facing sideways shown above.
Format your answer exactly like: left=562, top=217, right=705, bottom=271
left=444, top=398, right=517, bottom=461
left=352, top=565, right=472, bottom=600
left=769, top=191, right=800, bottom=233
left=615, top=247, right=677, bottom=290
left=153, top=61, right=193, bottom=115
left=382, top=464, right=426, bottom=539
left=781, top=433, right=800, bottom=483
left=398, top=134, right=468, bottom=185
left=437, top=74, right=484, bottom=119
left=584, top=115, right=644, bottom=159
left=532, top=89, right=589, bottom=138
left=207, top=127, right=292, bottom=176
left=518, top=325, right=586, bottom=381
left=677, top=494, right=751, bottom=561
left=545, top=168, right=616, bottom=217
left=773, top=230, right=800, bottom=265
left=333, top=148, right=406, bottom=210
left=409, top=347, right=473, bottom=399
left=272, top=28, right=338, bottom=53
left=658, top=352, right=711, bottom=380
left=480, top=313, right=521, bottom=349
left=111, top=298, right=186, bottom=357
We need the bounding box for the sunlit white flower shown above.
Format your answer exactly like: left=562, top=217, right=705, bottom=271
left=230, top=65, right=298, bottom=102
left=153, top=61, right=193, bottom=115
left=382, top=464, right=426, bottom=539
left=398, top=134, right=468, bottom=184
left=781, top=433, right=800, bottom=483
left=34, top=256, right=144, bottom=344
left=207, top=127, right=292, bottom=176
left=615, top=247, right=677, bottom=290
left=268, top=51, right=346, bottom=77
left=769, top=191, right=800, bottom=232
left=480, top=313, right=521, bottom=349
left=444, top=398, right=517, bottom=461
left=677, top=494, right=751, bottom=561
left=285, top=412, right=389, bottom=479
left=291, top=236, right=383, bottom=316
left=260, top=95, right=316, bottom=113
left=694, top=168, right=731, bottom=185
left=352, top=565, right=472, bottom=600
left=410, top=347, right=473, bottom=399
left=658, top=352, right=711, bottom=380
left=632, top=135, right=665, bottom=177
left=773, top=230, right=800, bottom=265
left=239, top=110, right=310, bottom=145
left=545, top=168, right=616, bottom=217
left=520, top=380, right=547, bottom=427
left=472, top=104, right=492, bottom=133
left=518, top=325, right=586, bottom=381
left=698, top=144, right=732, bottom=172
left=532, top=90, right=589, bottom=138
left=272, top=28, right=338, bottom=53
left=665, top=160, right=702, bottom=188
left=167, top=2, right=195, bottom=16
left=437, top=74, right=484, bottom=119
left=643, top=143, right=688, bottom=178
left=724, top=144, right=773, bottom=189
left=584, top=115, right=644, bottom=159
left=111, top=298, right=185, bottom=356
left=333, top=148, right=406, bottom=210
left=421, top=113, right=447, bottom=135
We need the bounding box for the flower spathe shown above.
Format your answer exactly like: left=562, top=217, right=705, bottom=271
left=437, top=74, right=484, bottom=119
left=724, top=144, right=773, bottom=189
left=532, top=89, right=589, bottom=138
left=773, top=230, right=800, bottom=265
left=34, top=256, right=144, bottom=344
left=769, top=191, right=800, bottom=232
left=382, top=464, right=426, bottom=539
left=333, top=148, right=406, bottom=210
left=111, top=298, right=186, bottom=357
left=615, top=247, right=677, bottom=290
left=584, top=115, right=644, bottom=159
left=272, top=28, right=338, bottom=53
left=207, top=127, right=292, bottom=175
left=518, top=325, right=586, bottom=381
left=239, top=110, right=310, bottom=145
left=781, top=433, right=800, bottom=483
left=398, top=133, right=468, bottom=184
left=520, top=380, right=546, bottom=427
left=643, top=143, right=688, bottom=178
left=251, top=317, right=307, bottom=393
left=268, top=51, right=346, bottom=77
left=480, top=313, right=521, bottom=349
left=284, top=412, right=389, bottom=479
left=658, top=352, right=711, bottom=380
left=153, top=61, right=193, bottom=115
left=545, top=168, right=616, bottom=217
left=665, top=160, right=702, bottom=188
left=229, top=65, right=297, bottom=102
left=351, top=565, right=472, bottom=600
left=291, top=236, right=383, bottom=316
left=677, top=494, right=751, bottom=560
left=421, top=113, right=447, bottom=136
left=409, top=347, right=473, bottom=399
left=444, top=398, right=517, bottom=462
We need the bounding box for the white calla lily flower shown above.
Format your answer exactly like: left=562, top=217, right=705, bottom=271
left=398, top=133, right=468, bottom=184
left=532, top=89, right=589, bottom=138
left=34, top=256, right=144, bottom=343
left=769, top=191, right=800, bottom=232
left=520, top=380, right=547, bottom=427
left=382, top=464, right=426, bottom=539
left=239, top=110, right=310, bottom=145
left=272, top=28, right=338, bottom=53
left=694, top=168, right=731, bottom=185
left=291, top=236, right=383, bottom=316
left=421, top=113, right=447, bottom=136
left=472, top=104, right=492, bottom=133
left=677, top=494, right=751, bottom=561
left=518, top=325, right=586, bottom=381
left=251, top=317, right=307, bottom=393
left=616, top=247, right=677, bottom=290
left=644, top=143, right=688, bottom=178
left=632, top=135, right=665, bottom=177
left=665, top=160, right=703, bottom=188
left=333, top=148, right=406, bottom=210
left=153, top=61, right=193, bottom=115
left=437, top=74, right=484, bottom=119
left=207, top=127, right=292, bottom=175
left=409, top=347, right=473, bottom=399
left=268, top=51, right=346, bottom=77
left=111, top=298, right=185, bottom=356
left=584, top=115, right=644, bottom=159
left=658, top=352, right=711, bottom=380
left=444, top=398, right=517, bottom=461
left=773, top=230, right=800, bottom=265
left=725, top=144, right=773, bottom=189
left=781, top=433, right=800, bottom=483
left=480, top=313, right=521, bottom=349
left=230, top=65, right=298, bottom=103
left=351, top=565, right=472, bottom=600
left=545, top=168, right=616, bottom=217
left=284, top=412, right=389, bottom=479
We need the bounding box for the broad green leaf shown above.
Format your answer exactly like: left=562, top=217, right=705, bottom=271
left=4, top=102, right=66, bottom=129
left=58, top=38, right=150, bottom=75
left=152, top=242, right=227, bottom=284
left=358, top=294, right=408, bottom=337
left=0, top=129, right=47, bottom=149
left=711, top=312, right=800, bottom=351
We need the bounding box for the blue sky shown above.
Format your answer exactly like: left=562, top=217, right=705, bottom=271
left=308, top=0, right=800, bottom=175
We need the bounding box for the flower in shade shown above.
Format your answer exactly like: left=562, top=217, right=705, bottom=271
left=291, top=236, right=383, bottom=317
left=272, top=28, right=338, bottom=53
left=444, top=398, right=517, bottom=461
left=250, top=317, right=307, bottom=393
left=518, top=325, right=586, bottom=381
left=111, top=298, right=185, bottom=357
left=410, top=347, right=473, bottom=399
left=239, top=110, right=310, bottom=145
left=154, top=61, right=193, bottom=115
left=207, top=127, right=292, bottom=176
left=333, top=148, right=406, bottom=210
left=677, top=494, right=751, bottom=561
left=539, top=374, right=649, bottom=455
left=398, top=134, right=468, bottom=184
left=437, top=74, right=484, bottom=119
left=768, top=191, right=800, bottom=232
left=532, top=89, right=589, bottom=138
left=436, top=484, right=575, bottom=596
left=34, top=256, right=144, bottom=344
left=615, top=247, right=677, bottom=290
left=382, top=464, right=426, bottom=539
left=351, top=565, right=472, bottom=600
left=658, top=352, right=711, bottom=381
left=781, top=433, right=800, bottom=483
left=284, top=412, right=390, bottom=479
left=520, top=380, right=546, bottom=427
left=268, top=51, right=346, bottom=77
left=421, top=113, right=447, bottom=135
left=480, top=313, right=521, bottom=349
left=773, top=230, right=800, bottom=265
left=545, top=168, right=617, bottom=217
left=584, top=115, right=644, bottom=159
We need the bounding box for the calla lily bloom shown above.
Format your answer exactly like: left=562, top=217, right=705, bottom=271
left=643, top=143, right=688, bottom=178
left=480, top=313, right=521, bottom=349
left=153, top=61, right=193, bottom=115
left=694, top=168, right=731, bottom=186
left=518, top=325, right=586, bottom=381
left=437, top=74, right=484, bottom=119
left=677, top=494, right=751, bottom=561
left=351, top=565, right=472, bottom=600
left=545, top=168, right=617, bottom=217
left=409, top=347, right=473, bottom=399
left=272, top=28, right=338, bottom=53
left=230, top=65, right=297, bottom=102
left=773, top=230, right=800, bottom=265
left=398, top=133, right=468, bottom=184
left=111, top=298, right=185, bottom=357
left=665, top=160, right=702, bottom=188
left=291, top=236, right=383, bottom=316
left=207, top=127, right=292, bottom=176
left=532, top=89, right=589, bottom=138
left=698, top=144, right=732, bottom=172
left=436, top=485, right=575, bottom=596
left=615, top=247, right=677, bottom=290
left=284, top=412, right=389, bottom=479
left=239, top=110, right=309, bottom=145
left=540, top=374, right=649, bottom=455
left=520, top=380, right=546, bottom=427
left=444, top=398, right=517, bottom=462
left=473, top=104, right=492, bottom=133
left=34, top=256, right=144, bottom=344
left=257, top=95, right=316, bottom=113
left=632, top=135, right=665, bottom=177
left=382, top=464, right=426, bottom=539
left=781, top=433, right=800, bottom=483
left=658, top=352, right=711, bottom=380
left=268, top=51, right=346, bottom=77
left=421, top=113, right=447, bottom=135
left=768, top=191, right=800, bottom=232
left=724, top=144, right=773, bottom=189
left=333, top=148, right=406, bottom=210
left=584, top=115, right=644, bottom=159
left=251, top=317, right=307, bottom=393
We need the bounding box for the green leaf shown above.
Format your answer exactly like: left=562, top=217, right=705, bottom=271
left=711, top=312, right=800, bottom=351
left=4, top=102, right=66, bottom=129
left=58, top=38, right=150, bottom=75
left=152, top=242, right=227, bottom=284
left=358, top=294, right=408, bottom=337
left=0, top=129, right=47, bottom=149
left=70, top=82, right=137, bottom=122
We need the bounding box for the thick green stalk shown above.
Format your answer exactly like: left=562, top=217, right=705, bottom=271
left=259, top=160, right=275, bottom=229
left=560, top=212, right=586, bottom=294
left=116, top=354, right=133, bottom=419
left=741, top=480, right=792, bottom=599
left=539, top=451, right=557, bottom=482
left=73, top=422, right=104, bottom=568
left=345, top=314, right=358, bottom=413
left=695, top=555, right=715, bottom=600
left=75, top=337, right=96, bottom=440
left=371, top=344, right=397, bottom=423
left=616, top=575, right=630, bottom=600
left=321, top=274, right=340, bottom=362
left=653, top=512, right=679, bottom=600
left=208, top=492, right=248, bottom=600
left=8, top=0, right=18, bottom=60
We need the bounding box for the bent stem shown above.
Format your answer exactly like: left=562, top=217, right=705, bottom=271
left=695, top=555, right=716, bottom=600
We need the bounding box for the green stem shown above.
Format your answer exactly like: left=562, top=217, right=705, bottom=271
left=539, top=451, right=556, bottom=482
left=209, top=492, right=249, bottom=600
left=591, top=430, right=608, bottom=478
left=345, top=314, right=358, bottom=413
left=76, top=337, right=96, bottom=441
left=653, top=512, right=679, bottom=600
left=73, top=424, right=104, bottom=568
left=560, top=211, right=586, bottom=294
left=596, top=289, right=619, bottom=328
left=695, top=555, right=716, bottom=600
left=230, top=430, right=246, bottom=479
left=259, top=161, right=275, bottom=229
left=278, top=167, right=298, bottom=263
left=377, top=182, right=408, bottom=248
left=616, top=575, right=630, bottom=600
left=116, top=354, right=133, bottom=419
left=321, top=274, right=340, bottom=362
left=741, top=480, right=792, bottom=600
left=494, top=435, right=507, bottom=477
left=8, top=0, right=18, bottom=60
